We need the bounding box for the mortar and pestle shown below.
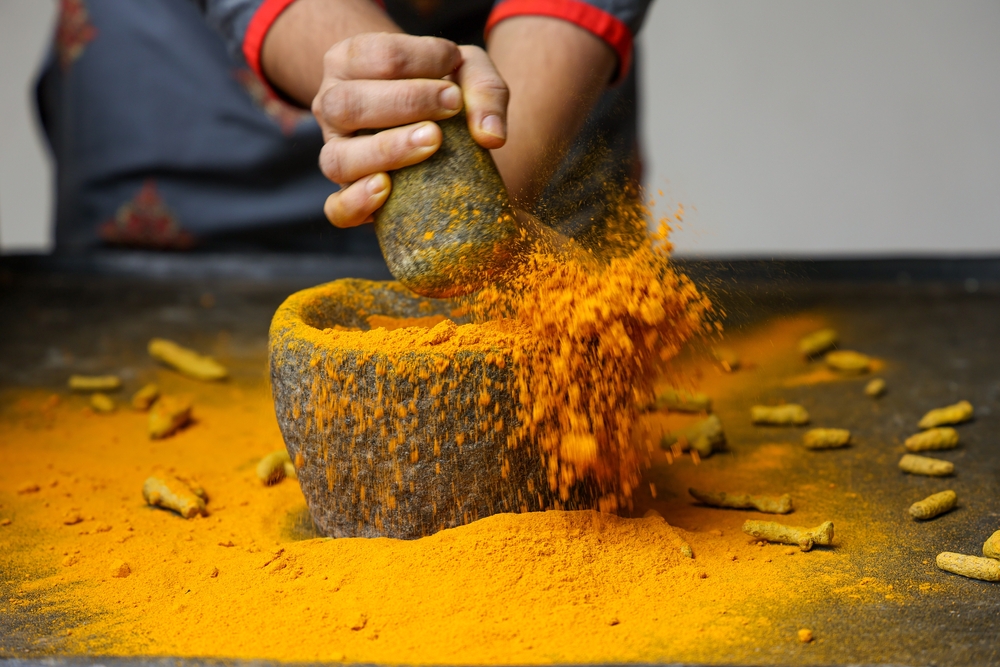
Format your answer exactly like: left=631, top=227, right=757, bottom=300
left=270, top=115, right=588, bottom=539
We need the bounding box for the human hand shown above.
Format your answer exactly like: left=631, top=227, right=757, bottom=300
left=313, top=33, right=509, bottom=228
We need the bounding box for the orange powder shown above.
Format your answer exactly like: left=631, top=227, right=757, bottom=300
left=365, top=314, right=449, bottom=331
left=0, top=309, right=930, bottom=664
left=468, top=245, right=711, bottom=511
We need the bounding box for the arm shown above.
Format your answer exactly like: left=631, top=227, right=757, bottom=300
left=259, top=0, right=399, bottom=106
left=260, top=0, right=508, bottom=227
left=486, top=16, right=615, bottom=209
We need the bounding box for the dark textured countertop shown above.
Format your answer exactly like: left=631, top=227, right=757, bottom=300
left=1, top=252, right=998, bottom=667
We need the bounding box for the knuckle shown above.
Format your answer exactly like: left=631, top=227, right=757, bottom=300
left=375, top=130, right=407, bottom=165
left=318, top=142, right=347, bottom=183
left=368, top=42, right=409, bottom=79
left=318, top=84, right=359, bottom=130
left=469, top=78, right=509, bottom=110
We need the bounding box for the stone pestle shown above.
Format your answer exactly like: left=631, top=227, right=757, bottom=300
left=373, top=113, right=527, bottom=298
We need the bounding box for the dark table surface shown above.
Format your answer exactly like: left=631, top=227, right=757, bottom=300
left=1, top=252, right=998, bottom=667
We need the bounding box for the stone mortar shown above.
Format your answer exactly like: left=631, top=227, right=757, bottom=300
left=269, top=279, right=586, bottom=539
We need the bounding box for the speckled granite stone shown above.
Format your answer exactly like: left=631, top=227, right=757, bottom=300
left=268, top=279, right=586, bottom=539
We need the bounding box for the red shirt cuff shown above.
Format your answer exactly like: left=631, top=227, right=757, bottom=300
left=485, top=0, right=633, bottom=83
left=243, top=0, right=388, bottom=86
left=243, top=0, right=300, bottom=83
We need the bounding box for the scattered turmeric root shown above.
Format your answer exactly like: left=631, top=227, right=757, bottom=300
left=909, top=490, right=957, bottom=520
left=904, top=427, right=959, bottom=452
left=90, top=393, right=116, bottom=413
left=68, top=375, right=121, bottom=392
left=803, top=428, right=851, bottom=450
left=256, top=450, right=296, bottom=485
left=131, top=383, right=160, bottom=411
left=983, top=530, right=1000, bottom=559
left=149, top=395, right=193, bottom=439
left=918, top=400, right=973, bottom=429
left=824, top=350, right=871, bottom=374
left=898, top=454, right=954, bottom=477
left=864, top=378, right=887, bottom=397
left=689, top=488, right=793, bottom=514
left=712, top=347, right=740, bottom=372
left=799, top=328, right=838, bottom=357
left=661, top=414, right=725, bottom=457
left=142, top=474, right=208, bottom=519
left=936, top=552, right=1000, bottom=582
left=751, top=404, right=810, bottom=426
left=742, top=520, right=834, bottom=551
left=148, top=338, right=228, bottom=381
left=651, top=388, right=712, bottom=413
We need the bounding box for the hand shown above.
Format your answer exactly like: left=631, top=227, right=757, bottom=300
left=313, top=33, right=509, bottom=228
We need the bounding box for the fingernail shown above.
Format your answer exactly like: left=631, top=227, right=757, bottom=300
left=367, top=173, right=388, bottom=195
left=480, top=114, right=505, bottom=139
left=411, top=123, right=438, bottom=147
left=439, top=85, right=462, bottom=112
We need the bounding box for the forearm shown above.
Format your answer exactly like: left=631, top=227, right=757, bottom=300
left=487, top=16, right=616, bottom=208
left=260, top=0, right=400, bottom=105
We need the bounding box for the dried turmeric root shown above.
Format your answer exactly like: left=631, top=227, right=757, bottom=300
left=689, top=488, right=792, bottom=514
left=661, top=414, right=725, bottom=457
left=742, top=520, right=834, bottom=551
left=751, top=404, right=810, bottom=426
left=712, top=347, right=740, bottom=372
left=149, top=395, right=193, bottom=439
left=983, top=530, right=1000, bottom=559
left=864, top=378, right=887, bottom=397
left=131, top=383, right=160, bottom=411
left=90, top=393, right=116, bottom=413
left=256, top=450, right=297, bottom=485
left=824, top=350, right=871, bottom=374
left=909, top=490, right=957, bottom=520
left=936, top=552, right=1000, bottom=582
left=802, top=428, right=851, bottom=449
left=904, top=427, right=959, bottom=452
left=651, top=388, right=712, bottom=413
left=799, top=328, right=838, bottom=357
left=148, top=338, right=228, bottom=381
left=918, top=400, right=973, bottom=429
left=142, top=474, right=207, bottom=519
left=69, top=374, right=121, bottom=392
left=898, top=454, right=953, bottom=477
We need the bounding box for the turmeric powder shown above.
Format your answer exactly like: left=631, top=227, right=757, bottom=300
left=0, top=307, right=953, bottom=666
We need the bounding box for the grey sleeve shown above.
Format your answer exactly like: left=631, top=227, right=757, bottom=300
left=188, top=0, right=267, bottom=63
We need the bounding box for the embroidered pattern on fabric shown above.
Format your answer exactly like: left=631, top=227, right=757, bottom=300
left=56, top=0, right=97, bottom=71
left=99, top=180, right=194, bottom=250
left=234, top=69, right=310, bottom=136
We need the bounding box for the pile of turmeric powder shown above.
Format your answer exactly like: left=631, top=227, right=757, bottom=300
left=1, top=305, right=968, bottom=665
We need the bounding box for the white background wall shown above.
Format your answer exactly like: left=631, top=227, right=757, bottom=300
left=0, top=0, right=57, bottom=253
left=1, top=0, right=998, bottom=256
left=639, top=0, right=1000, bottom=257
